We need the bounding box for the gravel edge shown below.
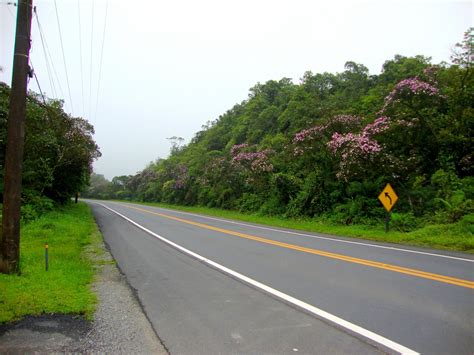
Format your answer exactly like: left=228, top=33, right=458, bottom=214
left=0, top=219, right=168, bottom=354
left=79, top=226, right=169, bottom=354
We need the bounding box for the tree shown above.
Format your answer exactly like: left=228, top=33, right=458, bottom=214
left=0, top=83, right=101, bottom=205
left=115, top=31, right=473, bottom=225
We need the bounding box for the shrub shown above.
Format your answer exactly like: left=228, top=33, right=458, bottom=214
left=458, top=214, right=474, bottom=235
left=237, top=193, right=263, bottom=213
left=259, top=195, right=286, bottom=216
left=430, top=169, right=473, bottom=223
left=20, top=193, right=55, bottom=223
left=433, top=191, right=473, bottom=223
left=391, top=212, right=420, bottom=232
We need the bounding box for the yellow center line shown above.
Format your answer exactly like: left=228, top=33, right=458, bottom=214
left=121, top=203, right=474, bottom=289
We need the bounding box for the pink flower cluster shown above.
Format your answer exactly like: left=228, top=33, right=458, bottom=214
left=251, top=158, right=274, bottom=172
left=292, top=115, right=361, bottom=144
left=362, top=116, right=391, bottom=135
left=232, top=149, right=274, bottom=172
left=173, top=164, right=188, bottom=189
left=331, top=114, right=362, bottom=126
left=293, top=126, right=323, bottom=143
left=327, top=132, right=382, bottom=155
left=233, top=151, right=268, bottom=162
left=381, top=77, right=441, bottom=113
left=394, top=77, right=439, bottom=96
left=327, top=116, right=393, bottom=181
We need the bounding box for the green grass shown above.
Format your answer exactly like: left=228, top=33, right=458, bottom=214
left=117, top=200, right=474, bottom=253
left=0, top=203, right=101, bottom=323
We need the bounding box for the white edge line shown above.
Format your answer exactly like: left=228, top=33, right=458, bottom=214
left=97, top=202, right=419, bottom=355
left=114, top=202, right=473, bottom=263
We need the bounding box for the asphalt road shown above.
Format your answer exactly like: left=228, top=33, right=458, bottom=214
left=88, top=200, right=474, bottom=354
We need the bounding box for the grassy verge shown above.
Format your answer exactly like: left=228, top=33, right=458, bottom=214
left=117, top=200, right=474, bottom=253
left=0, top=203, right=101, bottom=323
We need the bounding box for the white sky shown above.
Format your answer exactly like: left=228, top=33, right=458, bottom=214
left=1, top=0, right=472, bottom=179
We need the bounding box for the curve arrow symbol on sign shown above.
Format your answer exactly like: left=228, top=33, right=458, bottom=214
left=379, top=184, right=398, bottom=212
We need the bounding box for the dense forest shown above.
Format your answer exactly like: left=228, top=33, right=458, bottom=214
left=85, top=30, right=473, bottom=230
left=0, top=82, right=100, bottom=221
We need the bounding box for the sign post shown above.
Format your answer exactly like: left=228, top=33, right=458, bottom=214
left=378, top=183, right=398, bottom=232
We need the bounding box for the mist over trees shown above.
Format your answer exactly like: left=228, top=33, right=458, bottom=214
left=85, top=30, right=473, bottom=229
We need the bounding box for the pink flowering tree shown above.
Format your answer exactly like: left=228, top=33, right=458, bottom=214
left=229, top=143, right=274, bottom=192
left=200, top=155, right=238, bottom=190
left=283, top=115, right=366, bottom=216
left=172, top=164, right=189, bottom=189
left=292, top=115, right=362, bottom=157
left=230, top=144, right=274, bottom=173
left=379, top=76, right=447, bottom=175
left=327, top=116, right=399, bottom=181
left=325, top=76, right=445, bottom=182
left=379, top=76, right=443, bottom=115
left=156, top=163, right=190, bottom=204
left=196, top=155, right=244, bottom=208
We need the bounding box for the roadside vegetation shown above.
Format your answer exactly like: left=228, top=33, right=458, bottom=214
left=0, top=203, right=100, bottom=323
left=0, top=59, right=103, bottom=320
left=0, top=81, right=101, bottom=223
left=84, top=29, right=473, bottom=250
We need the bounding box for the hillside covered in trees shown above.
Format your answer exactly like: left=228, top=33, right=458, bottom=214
left=0, top=82, right=101, bottom=221
left=86, top=30, right=473, bottom=231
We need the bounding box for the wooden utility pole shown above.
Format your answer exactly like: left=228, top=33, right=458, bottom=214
left=0, top=0, right=33, bottom=274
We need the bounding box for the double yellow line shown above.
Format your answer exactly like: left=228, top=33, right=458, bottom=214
left=123, top=204, right=474, bottom=289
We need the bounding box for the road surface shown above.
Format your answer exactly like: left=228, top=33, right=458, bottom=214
left=88, top=200, right=474, bottom=354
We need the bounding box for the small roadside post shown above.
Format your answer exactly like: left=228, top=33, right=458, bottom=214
left=378, top=183, right=398, bottom=232
left=45, top=243, right=49, bottom=271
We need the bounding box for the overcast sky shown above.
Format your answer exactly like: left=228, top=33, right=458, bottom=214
left=1, top=0, right=472, bottom=179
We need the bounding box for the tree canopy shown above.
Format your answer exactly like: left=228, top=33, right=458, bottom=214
left=85, top=29, right=473, bottom=229
left=0, top=82, right=101, bottom=220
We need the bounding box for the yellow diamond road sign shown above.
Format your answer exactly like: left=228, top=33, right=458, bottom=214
left=378, top=183, right=398, bottom=212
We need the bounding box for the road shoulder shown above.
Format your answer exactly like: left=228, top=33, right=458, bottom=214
left=0, top=222, right=167, bottom=354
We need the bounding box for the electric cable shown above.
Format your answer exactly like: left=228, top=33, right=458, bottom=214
left=33, top=7, right=57, bottom=98
left=89, top=1, right=94, bottom=120
left=29, top=59, right=51, bottom=121
left=53, top=0, right=74, bottom=113
left=31, top=64, right=47, bottom=106
left=29, top=58, right=57, bottom=125
left=94, top=1, right=108, bottom=121
left=4, top=2, right=15, bottom=19
left=77, top=0, right=84, bottom=115
left=35, top=9, right=65, bottom=100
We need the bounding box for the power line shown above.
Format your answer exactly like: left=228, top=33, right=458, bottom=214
left=29, top=58, right=57, bottom=126
left=77, top=0, right=84, bottom=115
left=33, top=73, right=47, bottom=106
left=34, top=8, right=65, bottom=101
left=33, top=7, right=57, bottom=98
left=94, top=1, right=108, bottom=121
left=53, top=0, right=74, bottom=113
left=89, top=1, right=94, bottom=120
left=3, top=2, right=15, bottom=19
left=29, top=59, right=47, bottom=106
